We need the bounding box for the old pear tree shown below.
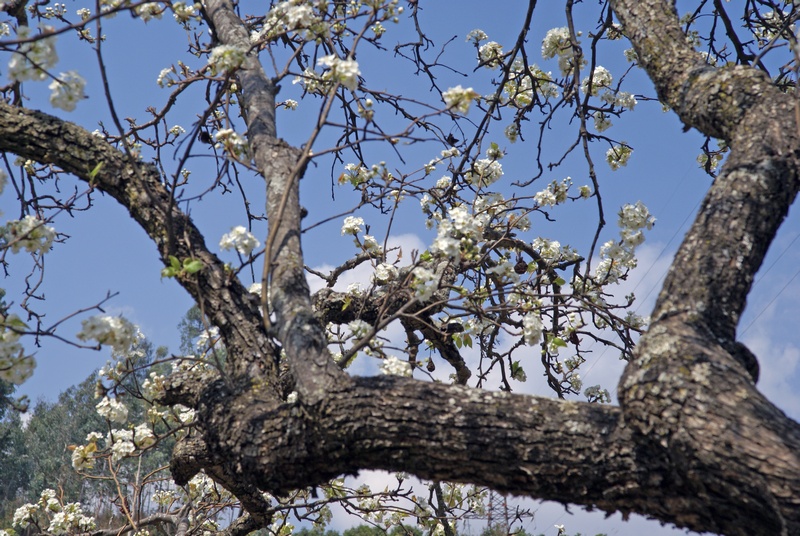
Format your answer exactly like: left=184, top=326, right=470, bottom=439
left=0, top=1, right=799, bottom=535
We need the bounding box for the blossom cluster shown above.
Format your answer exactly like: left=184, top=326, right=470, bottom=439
left=48, top=71, right=86, bottom=111
left=219, top=225, right=260, bottom=255
left=606, top=143, right=633, bottom=170
left=172, top=1, right=200, bottom=23
left=71, top=432, right=102, bottom=471
left=431, top=205, right=487, bottom=260
left=372, top=262, right=398, bottom=284
left=410, top=266, right=439, bottom=302
left=580, top=66, right=613, bottom=96
left=442, top=85, right=479, bottom=114
left=341, top=216, right=365, bottom=235
left=317, top=54, right=361, bottom=91
left=255, top=0, right=328, bottom=42
left=208, top=44, right=248, bottom=75
left=534, top=177, right=571, bottom=207
left=76, top=315, right=139, bottom=353
left=504, top=60, right=559, bottom=107
left=214, top=128, right=249, bottom=158
left=2, top=215, right=56, bottom=254
left=465, top=157, right=503, bottom=187
left=12, top=490, right=96, bottom=534
left=579, top=65, right=637, bottom=134
left=541, top=26, right=584, bottom=75
left=522, top=313, right=544, bottom=346
left=96, top=395, right=128, bottom=423
left=380, top=355, right=412, bottom=376
left=592, top=201, right=655, bottom=285
left=8, top=26, right=58, bottom=82
left=133, top=2, right=164, bottom=22
left=339, top=163, right=379, bottom=186
left=478, top=41, right=504, bottom=69
left=295, top=55, right=360, bottom=94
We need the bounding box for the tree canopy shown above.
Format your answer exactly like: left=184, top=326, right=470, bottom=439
left=0, top=1, right=799, bottom=535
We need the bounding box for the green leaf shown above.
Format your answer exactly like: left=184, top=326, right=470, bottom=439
left=183, top=258, right=204, bottom=274
left=554, top=277, right=566, bottom=286
left=419, top=250, right=432, bottom=262
left=453, top=334, right=462, bottom=349
left=88, top=162, right=104, bottom=181
left=463, top=333, right=473, bottom=348
left=551, top=336, right=567, bottom=348
left=169, top=256, right=181, bottom=269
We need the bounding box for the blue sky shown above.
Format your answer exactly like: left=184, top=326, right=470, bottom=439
left=2, top=1, right=800, bottom=535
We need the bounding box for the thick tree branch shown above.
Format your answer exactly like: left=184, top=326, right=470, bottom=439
left=195, top=375, right=650, bottom=506
left=203, top=0, right=349, bottom=403
left=609, top=1, right=800, bottom=533
left=611, top=0, right=800, bottom=340
left=0, top=102, right=278, bottom=388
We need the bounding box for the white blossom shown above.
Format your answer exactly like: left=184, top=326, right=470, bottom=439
left=134, top=423, right=156, bottom=448
left=341, top=215, right=365, bottom=235
left=522, top=314, right=543, bottom=345
left=478, top=41, right=503, bottom=69
left=256, top=1, right=327, bottom=41
left=541, top=26, right=584, bottom=75
left=504, top=61, right=559, bottom=106
left=361, top=234, right=382, bottom=254
left=96, top=396, right=128, bottom=423
left=156, top=67, right=176, bottom=87
left=214, top=128, right=248, bottom=157
left=3, top=215, right=56, bottom=254
left=606, top=144, right=632, bottom=170
left=8, top=26, right=58, bottom=82
left=534, top=178, right=571, bottom=207
left=178, top=407, right=195, bottom=424
left=48, top=71, right=86, bottom=111
left=615, top=91, right=637, bottom=110
left=77, top=315, right=138, bottom=353
left=0, top=315, right=33, bottom=385
left=209, top=44, right=247, bottom=75
left=466, top=29, right=488, bottom=43
left=465, top=158, right=503, bottom=187
left=13, top=503, right=37, bottom=528
left=348, top=319, right=370, bottom=339
left=442, top=85, right=479, bottom=114
left=172, top=1, right=200, bottom=23
left=141, top=371, right=166, bottom=399
left=219, top=226, right=260, bottom=255
left=380, top=355, right=411, bottom=376
left=618, top=201, right=655, bottom=230
left=317, top=55, right=360, bottom=90
left=134, top=2, right=163, bottom=21
left=71, top=444, right=95, bottom=470
left=542, top=27, right=570, bottom=59
left=593, top=111, right=612, bottom=132
left=411, top=266, right=439, bottom=301
left=373, top=263, right=398, bottom=283
left=580, top=66, right=613, bottom=95
left=110, top=437, right=135, bottom=462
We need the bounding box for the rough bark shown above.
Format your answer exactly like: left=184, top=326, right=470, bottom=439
left=2, top=0, right=800, bottom=534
